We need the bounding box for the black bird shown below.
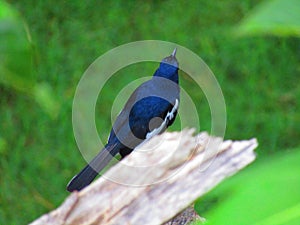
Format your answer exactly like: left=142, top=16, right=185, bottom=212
left=67, top=48, right=180, bottom=192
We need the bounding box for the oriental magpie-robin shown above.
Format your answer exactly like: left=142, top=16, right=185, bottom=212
left=67, top=48, right=180, bottom=192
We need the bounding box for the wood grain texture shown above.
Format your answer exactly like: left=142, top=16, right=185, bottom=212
left=30, top=129, right=257, bottom=225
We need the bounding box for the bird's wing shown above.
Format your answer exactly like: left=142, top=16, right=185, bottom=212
left=108, top=78, right=179, bottom=146
left=145, top=98, right=179, bottom=139
left=107, top=81, right=153, bottom=144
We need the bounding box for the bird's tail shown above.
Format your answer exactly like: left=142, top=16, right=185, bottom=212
left=66, top=144, right=119, bottom=192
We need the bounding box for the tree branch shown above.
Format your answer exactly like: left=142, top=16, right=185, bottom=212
left=30, top=129, right=257, bottom=225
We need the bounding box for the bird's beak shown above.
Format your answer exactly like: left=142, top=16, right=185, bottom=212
left=171, top=48, right=177, bottom=57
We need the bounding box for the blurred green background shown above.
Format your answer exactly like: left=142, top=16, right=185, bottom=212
left=0, top=0, right=299, bottom=224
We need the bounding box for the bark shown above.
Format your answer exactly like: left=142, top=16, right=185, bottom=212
left=30, top=129, right=257, bottom=225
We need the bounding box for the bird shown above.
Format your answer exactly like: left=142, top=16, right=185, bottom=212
left=67, top=48, right=180, bottom=192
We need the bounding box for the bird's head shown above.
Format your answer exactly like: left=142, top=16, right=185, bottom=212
left=154, top=48, right=179, bottom=81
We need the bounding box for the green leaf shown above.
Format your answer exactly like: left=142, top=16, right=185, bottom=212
left=0, top=1, right=17, bottom=19
left=253, top=203, right=300, bottom=225
left=195, top=147, right=300, bottom=225
left=235, top=0, right=300, bottom=37
left=0, top=1, right=60, bottom=118
left=0, top=1, right=34, bottom=91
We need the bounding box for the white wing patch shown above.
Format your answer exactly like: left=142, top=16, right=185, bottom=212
left=146, top=99, right=179, bottom=139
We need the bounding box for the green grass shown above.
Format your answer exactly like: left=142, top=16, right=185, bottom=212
left=0, top=0, right=299, bottom=224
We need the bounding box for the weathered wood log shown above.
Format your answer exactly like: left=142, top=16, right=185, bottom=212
left=30, top=129, right=257, bottom=225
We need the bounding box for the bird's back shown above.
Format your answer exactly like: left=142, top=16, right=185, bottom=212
left=107, top=76, right=179, bottom=156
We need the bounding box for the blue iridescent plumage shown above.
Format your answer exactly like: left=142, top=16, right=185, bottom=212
left=67, top=49, right=180, bottom=192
